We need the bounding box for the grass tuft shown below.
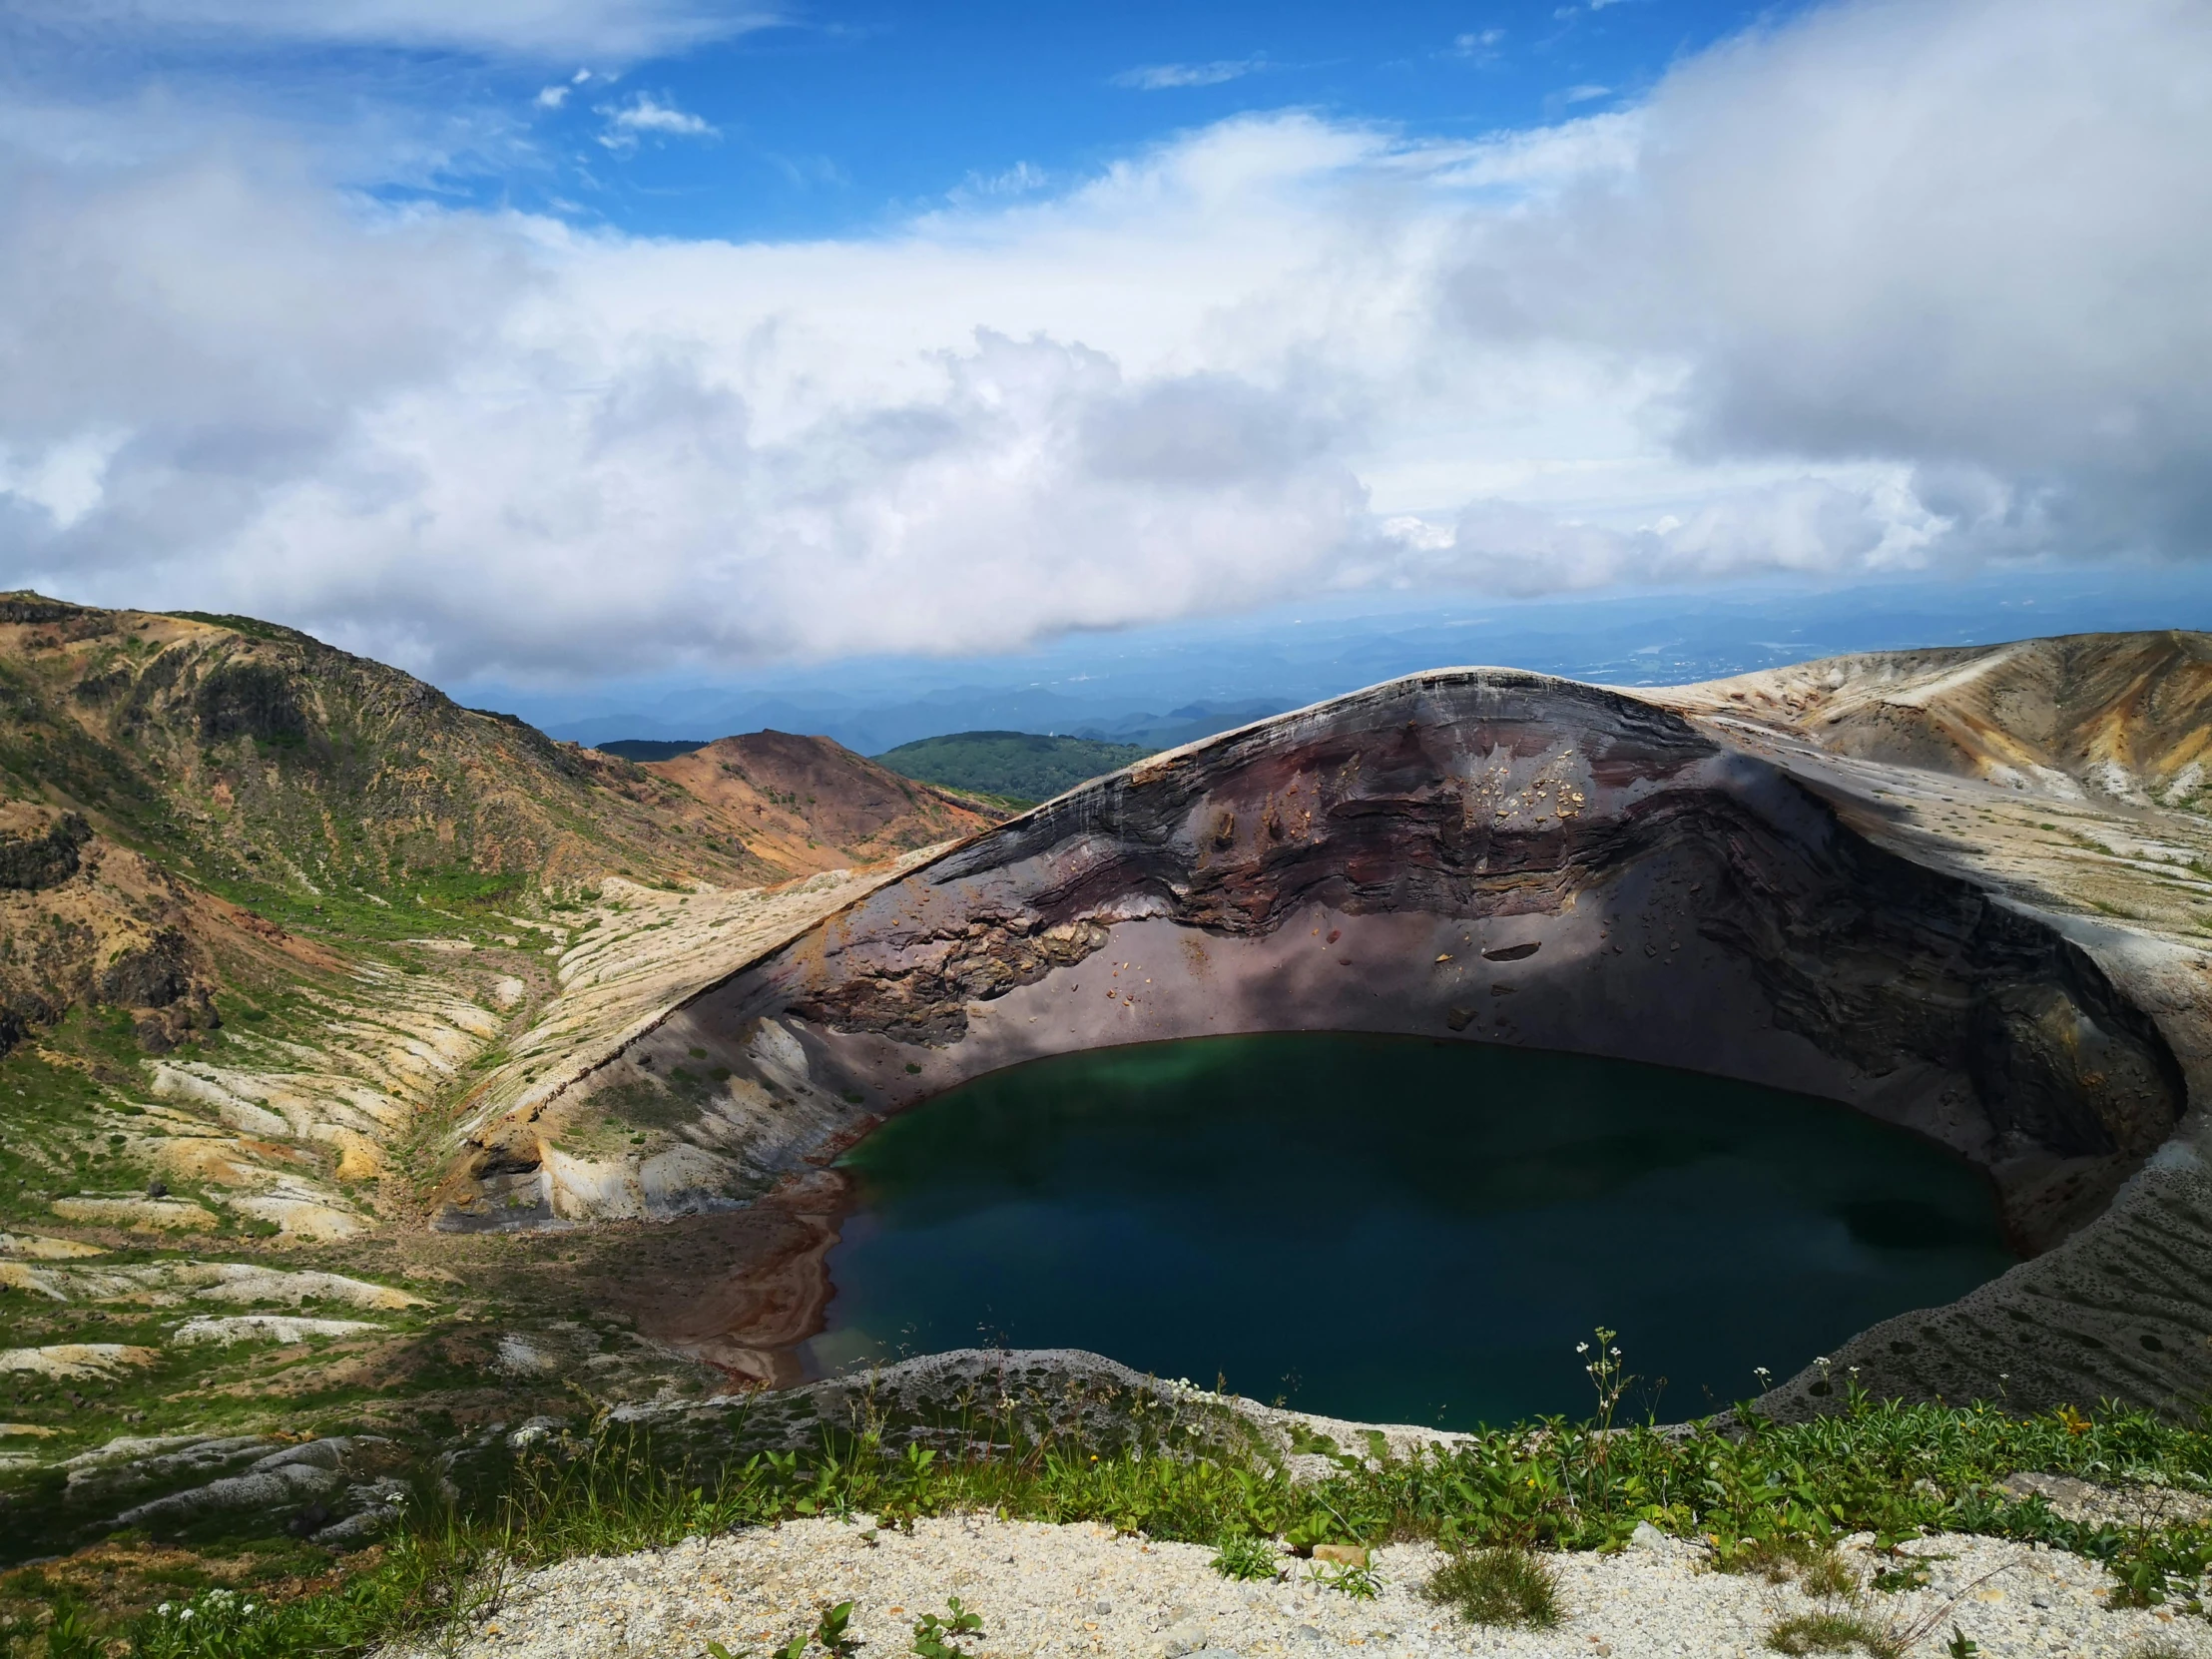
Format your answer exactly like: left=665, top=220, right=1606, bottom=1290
left=1766, top=1609, right=1890, bottom=1655
left=1799, top=1548, right=1860, bottom=1600
left=1732, top=1534, right=1835, bottom=1584
left=1424, top=1544, right=1561, bottom=1628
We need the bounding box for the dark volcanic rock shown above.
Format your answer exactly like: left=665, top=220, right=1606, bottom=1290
left=98, top=927, right=197, bottom=1008
left=0, top=808, right=91, bottom=891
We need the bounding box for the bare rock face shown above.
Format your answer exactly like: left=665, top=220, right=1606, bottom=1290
left=514, top=668, right=2212, bottom=1413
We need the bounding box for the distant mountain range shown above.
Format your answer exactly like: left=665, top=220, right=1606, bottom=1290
left=499, top=566, right=2212, bottom=759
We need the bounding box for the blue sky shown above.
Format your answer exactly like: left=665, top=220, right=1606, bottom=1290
left=459, top=1, right=1804, bottom=241
left=2, top=0, right=2207, bottom=724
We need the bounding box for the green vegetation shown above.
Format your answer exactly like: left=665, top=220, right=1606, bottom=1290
left=1210, top=1533, right=1281, bottom=1579
left=907, top=1596, right=983, bottom=1659
left=873, top=731, right=1154, bottom=808
left=1310, top=1558, right=1381, bottom=1599
left=21, top=1382, right=2212, bottom=1657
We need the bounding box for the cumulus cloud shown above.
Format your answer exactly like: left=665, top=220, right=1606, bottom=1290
left=0, top=0, right=2206, bottom=681
left=4, top=0, right=779, bottom=61
left=0, top=115, right=1400, bottom=676
left=1446, top=0, right=2212, bottom=559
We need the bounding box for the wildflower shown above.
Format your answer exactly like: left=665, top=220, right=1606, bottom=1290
left=179, top=1609, right=194, bottom=1622
left=1576, top=1342, right=1589, bottom=1354
left=158, top=1604, right=173, bottom=1618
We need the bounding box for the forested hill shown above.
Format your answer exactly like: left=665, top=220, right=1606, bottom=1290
left=874, top=730, right=1155, bottom=806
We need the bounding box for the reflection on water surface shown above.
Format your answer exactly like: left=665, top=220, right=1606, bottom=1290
left=810, top=1033, right=2015, bottom=1425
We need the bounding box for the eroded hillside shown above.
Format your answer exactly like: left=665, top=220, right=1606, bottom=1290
left=1650, top=632, right=2212, bottom=937
left=0, top=594, right=989, bottom=1546
left=1662, top=630, right=2212, bottom=806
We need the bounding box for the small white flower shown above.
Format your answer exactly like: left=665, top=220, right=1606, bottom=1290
left=1576, top=1343, right=1589, bottom=1354
left=158, top=1604, right=173, bottom=1617
left=179, top=1609, right=194, bottom=1622
left=1610, top=1348, right=1621, bottom=1358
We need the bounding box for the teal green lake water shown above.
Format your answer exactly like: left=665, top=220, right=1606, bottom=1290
left=811, top=1033, right=2017, bottom=1426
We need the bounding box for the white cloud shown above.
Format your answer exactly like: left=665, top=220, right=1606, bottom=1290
left=608, top=95, right=713, bottom=136
left=1447, top=0, right=2212, bottom=559
left=1561, top=84, right=1610, bottom=103
left=0, top=0, right=2206, bottom=682
left=535, top=85, right=570, bottom=109
left=1112, top=60, right=1262, bottom=92
left=1369, top=473, right=1951, bottom=598
left=0, top=431, right=127, bottom=530
left=5, top=0, right=779, bottom=61
left=595, top=92, right=717, bottom=153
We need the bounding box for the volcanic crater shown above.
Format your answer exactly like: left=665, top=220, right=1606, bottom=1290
left=450, top=640, right=2212, bottom=1420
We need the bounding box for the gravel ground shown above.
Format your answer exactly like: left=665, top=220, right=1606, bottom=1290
left=420, top=1514, right=2212, bottom=1659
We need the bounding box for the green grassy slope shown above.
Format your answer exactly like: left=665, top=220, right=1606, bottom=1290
left=873, top=730, right=1154, bottom=807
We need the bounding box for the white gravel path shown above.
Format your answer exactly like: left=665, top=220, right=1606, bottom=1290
left=425, top=1514, right=2212, bottom=1659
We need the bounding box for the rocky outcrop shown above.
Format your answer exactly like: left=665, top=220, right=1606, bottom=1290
left=0, top=823, right=225, bottom=1057
left=0, top=806, right=90, bottom=890
left=49, top=1430, right=407, bottom=1549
